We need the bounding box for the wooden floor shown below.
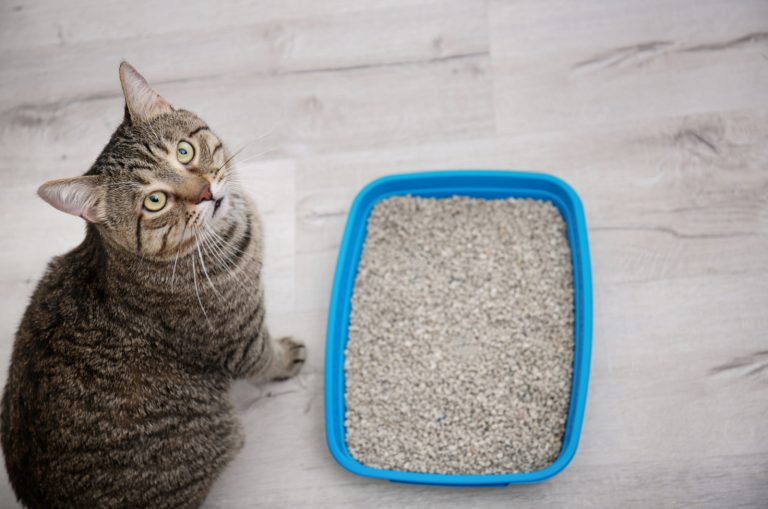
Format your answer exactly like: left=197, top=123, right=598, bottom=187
left=1, top=1, right=767, bottom=507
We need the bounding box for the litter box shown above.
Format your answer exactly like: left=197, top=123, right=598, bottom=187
left=324, top=170, right=592, bottom=487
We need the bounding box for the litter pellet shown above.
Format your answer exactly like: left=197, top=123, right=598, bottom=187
left=344, top=195, right=574, bottom=474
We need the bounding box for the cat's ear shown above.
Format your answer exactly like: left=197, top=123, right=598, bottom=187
left=119, top=61, right=173, bottom=124
left=37, top=176, right=106, bottom=223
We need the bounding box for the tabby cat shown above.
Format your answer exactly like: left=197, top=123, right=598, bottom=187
left=0, top=62, right=305, bottom=508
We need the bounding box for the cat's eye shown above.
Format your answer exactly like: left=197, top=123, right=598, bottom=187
left=143, top=191, right=167, bottom=212
left=176, top=140, right=194, bottom=164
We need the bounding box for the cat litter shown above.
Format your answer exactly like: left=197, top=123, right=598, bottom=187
left=343, top=195, right=574, bottom=475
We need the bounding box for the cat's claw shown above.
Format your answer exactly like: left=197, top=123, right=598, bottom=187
left=273, top=336, right=306, bottom=381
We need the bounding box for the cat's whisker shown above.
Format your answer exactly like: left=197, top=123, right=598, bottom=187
left=203, top=223, right=249, bottom=257
left=203, top=226, right=256, bottom=289
left=218, top=165, right=242, bottom=178
left=215, top=146, right=248, bottom=176
left=219, top=174, right=245, bottom=190
left=213, top=138, right=276, bottom=179
left=193, top=230, right=224, bottom=302
left=198, top=226, right=255, bottom=288
left=190, top=256, right=213, bottom=329
left=218, top=120, right=282, bottom=164
left=196, top=229, right=229, bottom=274
left=213, top=143, right=281, bottom=194
left=219, top=179, right=246, bottom=197
left=221, top=150, right=277, bottom=171
left=250, top=120, right=284, bottom=144
left=216, top=174, right=235, bottom=189
left=198, top=229, right=253, bottom=293
left=222, top=170, right=242, bottom=180
left=198, top=227, right=232, bottom=268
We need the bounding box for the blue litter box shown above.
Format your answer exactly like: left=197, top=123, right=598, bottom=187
left=324, top=170, right=593, bottom=487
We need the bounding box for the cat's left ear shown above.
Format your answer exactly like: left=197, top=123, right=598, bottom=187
left=37, top=176, right=107, bottom=223
left=119, top=61, right=173, bottom=124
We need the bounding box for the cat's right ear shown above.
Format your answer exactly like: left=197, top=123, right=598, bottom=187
left=119, top=61, right=173, bottom=124
left=37, top=176, right=106, bottom=223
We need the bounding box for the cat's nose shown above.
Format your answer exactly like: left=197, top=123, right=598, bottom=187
left=196, top=184, right=213, bottom=204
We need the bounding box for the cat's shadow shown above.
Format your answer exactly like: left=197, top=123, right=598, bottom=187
left=230, top=368, right=318, bottom=414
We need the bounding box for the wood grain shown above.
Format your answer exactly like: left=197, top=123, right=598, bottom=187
left=0, top=0, right=766, bottom=508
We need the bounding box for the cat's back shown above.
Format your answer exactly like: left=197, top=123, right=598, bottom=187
left=1, top=239, right=242, bottom=508
left=1, top=237, right=112, bottom=504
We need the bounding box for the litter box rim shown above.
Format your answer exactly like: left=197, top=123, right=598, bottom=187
left=324, top=170, right=593, bottom=487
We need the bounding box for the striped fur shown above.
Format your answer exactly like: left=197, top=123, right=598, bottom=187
left=0, top=63, right=305, bottom=509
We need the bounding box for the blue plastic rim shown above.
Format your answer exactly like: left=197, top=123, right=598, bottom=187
left=324, top=170, right=593, bottom=487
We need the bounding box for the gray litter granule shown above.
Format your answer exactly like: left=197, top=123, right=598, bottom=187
left=344, top=195, right=574, bottom=475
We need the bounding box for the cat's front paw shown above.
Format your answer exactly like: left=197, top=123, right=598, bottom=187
left=272, top=336, right=306, bottom=381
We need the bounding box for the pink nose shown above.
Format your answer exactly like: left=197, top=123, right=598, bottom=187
left=197, top=184, right=213, bottom=204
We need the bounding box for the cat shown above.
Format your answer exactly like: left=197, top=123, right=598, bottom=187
left=0, top=62, right=305, bottom=509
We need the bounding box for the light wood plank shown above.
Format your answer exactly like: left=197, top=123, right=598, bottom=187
left=488, top=0, right=768, bottom=136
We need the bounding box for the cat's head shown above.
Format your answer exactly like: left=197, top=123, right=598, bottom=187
left=37, top=62, right=235, bottom=259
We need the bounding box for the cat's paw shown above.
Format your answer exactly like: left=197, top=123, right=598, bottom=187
left=272, top=336, right=306, bottom=381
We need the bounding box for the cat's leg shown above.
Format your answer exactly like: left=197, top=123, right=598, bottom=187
left=228, top=322, right=306, bottom=381
left=250, top=334, right=306, bottom=382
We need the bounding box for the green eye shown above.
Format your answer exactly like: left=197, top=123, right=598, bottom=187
left=143, top=191, right=167, bottom=212
left=176, top=140, right=194, bottom=164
